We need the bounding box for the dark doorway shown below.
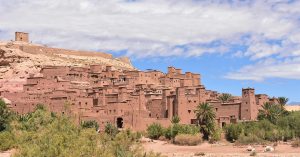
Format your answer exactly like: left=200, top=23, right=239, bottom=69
left=222, top=122, right=226, bottom=128
left=117, top=117, right=123, bottom=128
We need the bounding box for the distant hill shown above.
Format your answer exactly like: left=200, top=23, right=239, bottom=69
left=288, top=102, right=300, bottom=106
left=0, top=40, right=134, bottom=93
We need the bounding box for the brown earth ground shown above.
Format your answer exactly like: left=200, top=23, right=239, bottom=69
left=0, top=150, right=14, bottom=157
left=1, top=141, right=299, bottom=157
left=143, top=140, right=300, bottom=157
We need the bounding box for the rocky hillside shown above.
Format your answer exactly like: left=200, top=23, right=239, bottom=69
left=0, top=41, right=135, bottom=92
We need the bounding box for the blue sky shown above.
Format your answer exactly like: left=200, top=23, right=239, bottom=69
left=0, top=0, right=299, bottom=102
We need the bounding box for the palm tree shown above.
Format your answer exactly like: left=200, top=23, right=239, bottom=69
left=258, top=102, right=284, bottom=124
left=278, top=97, right=289, bottom=107
left=194, top=102, right=216, bottom=140
left=218, top=93, right=233, bottom=103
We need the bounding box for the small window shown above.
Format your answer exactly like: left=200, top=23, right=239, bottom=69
left=215, top=108, right=218, bottom=112
left=188, top=110, right=191, bottom=113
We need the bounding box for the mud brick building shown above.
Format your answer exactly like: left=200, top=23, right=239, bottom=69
left=0, top=32, right=278, bottom=131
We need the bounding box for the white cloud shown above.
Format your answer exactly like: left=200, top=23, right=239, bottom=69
left=1, top=0, right=300, bottom=80
left=225, top=57, right=300, bottom=81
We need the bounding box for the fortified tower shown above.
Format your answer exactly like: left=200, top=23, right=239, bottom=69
left=15, top=32, right=29, bottom=42
left=241, top=88, right=257, bottom=120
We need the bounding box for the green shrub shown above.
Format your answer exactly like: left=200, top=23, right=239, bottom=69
left=171, top=115, right=180, bottom=124
left=124, top=129, right=142, bottom=142
left=16, top=108, right=55, bottom=131
left=81, top=120, right=99, bottom=131
left=236, top=134, right=264, bottom=145
left=282, top=129, right=294, bottom=141
left=225, top=123, right=243, bottom=142
left=164, top=124, right=199, bottom=139
left=105, top=122, right=119, bottom=137
left=174, top=134, right=202, bottom=146
left=10, top=108, right=161, bottom=157
left=146, top=123, right=164, bottom=140
left=210, top=127, right=222, bottom=143
left=0, top=99, right=13, bottom=132
left=0, top=131, right=16, bottom=151
left=164, top=126, right=172, bottom=139
left=265, top=129, right=282, bottom=142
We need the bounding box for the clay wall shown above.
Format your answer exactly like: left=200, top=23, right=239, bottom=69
left=210, top=102, right=241, bottom=125
left=192, top=74, right=201, bottom=86
left=146, top=99, right=165, bottom=118
left=255, top=94, right=269, bottom=110
left=135, top=117, right=171, bottom=131
left=20, top=45, right=113, bottom=59
left=41, top=66, right=70, bottom=79
left=181, top=79, right=193, bottom=87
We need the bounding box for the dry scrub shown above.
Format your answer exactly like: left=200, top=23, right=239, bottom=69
left=174, top=134, right=202, bottom=146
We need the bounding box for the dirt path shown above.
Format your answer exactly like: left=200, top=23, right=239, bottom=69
left=143, top=140, right=300, bottom=157
left=0, top=150, right=13, bottom=157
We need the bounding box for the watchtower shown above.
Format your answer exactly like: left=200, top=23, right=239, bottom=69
left=15, top=32, right=29, bottom=42
left=241, top=88, right=257, bottom=120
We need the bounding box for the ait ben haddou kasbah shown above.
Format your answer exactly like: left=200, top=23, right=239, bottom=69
left=1, top=1, right=300, bottom=157
left=1, top=32, right=279, bottom=131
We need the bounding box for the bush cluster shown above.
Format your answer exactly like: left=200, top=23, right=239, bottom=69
left=105, top=122, right=119, bottom=137
left=147, top=123, right=201, bottom=140
left=225, top=111, right=300, bottom=145
left=0, top=131, right=16, bottom=151
left=0, top=102, right=162, bottom=157
left=236, top=134, right=265, bottom=145
left=164, top=124, right=199, bottom=139
left=146, top=123, right=205, bottom=145
left=174, top=134, right=202, bottom=146
left=146, top=123, right=165, bottom=140
left=209, top=127, right=222, bottom=143
left=80, top=120, right=99, bottom=131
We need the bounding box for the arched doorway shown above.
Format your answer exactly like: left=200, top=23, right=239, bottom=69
left=222, top=122, right=226, bottom=128
left=116, top=117, right=123, bottom=128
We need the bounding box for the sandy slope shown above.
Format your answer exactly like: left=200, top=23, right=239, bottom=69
left=0, top=41, right=134, bottom=92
